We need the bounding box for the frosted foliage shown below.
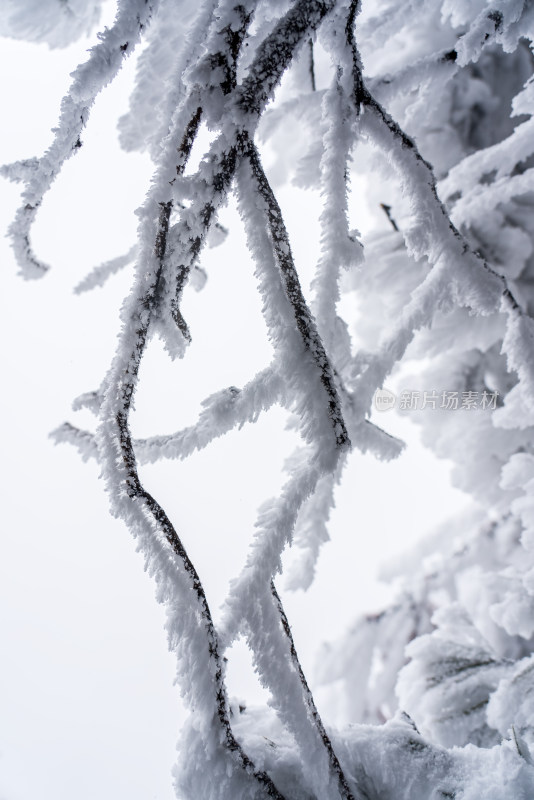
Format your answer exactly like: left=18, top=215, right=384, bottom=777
left=4, top=0, right=534, bottom=798
left=0, top=0, right=104, bottom=48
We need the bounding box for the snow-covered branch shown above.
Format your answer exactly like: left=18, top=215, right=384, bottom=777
left=6, top=0, right=534, bottom=797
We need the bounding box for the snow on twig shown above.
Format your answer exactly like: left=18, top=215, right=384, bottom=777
left=1, top=0, right=159, bottom=278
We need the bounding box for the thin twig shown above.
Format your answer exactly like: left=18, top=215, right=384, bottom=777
left=241, top=132, right=349, bottom=449
left=2, top=0, right=159, bottom=278
left=74, top=246, right=138, bottom=294
left=379, top=203, right=399, bottom=231
left=271, top=581, right=358, bottom=800
left=344, top=0, right=526, bottom=320
left=308, top=38, right=317, bottom=91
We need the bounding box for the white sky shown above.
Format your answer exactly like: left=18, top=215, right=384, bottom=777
left=0, top=16, right=472, bottom=800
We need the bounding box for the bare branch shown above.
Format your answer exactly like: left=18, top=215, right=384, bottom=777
left=74, top=246, right=138, bottom=294
left=308, top=38, right=317, bottom=91
left=379, top=203, right=398, bottom=232
left=271, top=580, right=359, bottom=800
left=50, top=422, right=98, bottom=462
left=135, top=368, right=283, bottom=464
left=241, top=132, right=349, bottom=450
left=2, top=0, right=159, bottom=278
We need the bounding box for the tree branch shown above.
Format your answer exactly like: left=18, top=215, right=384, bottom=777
left=2, top=0, right=159, bottom=278
left=271, top=580, right=359, bottom=800
left=308, top=38, right=317, bottom=91
left=241, top=132, right=349, bottom=450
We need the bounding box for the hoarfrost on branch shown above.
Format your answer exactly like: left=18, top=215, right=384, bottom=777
left=3, top=0, right=534, bottom=797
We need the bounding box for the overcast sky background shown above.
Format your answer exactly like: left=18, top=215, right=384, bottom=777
left=0, top=11, right=472, bottom=800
